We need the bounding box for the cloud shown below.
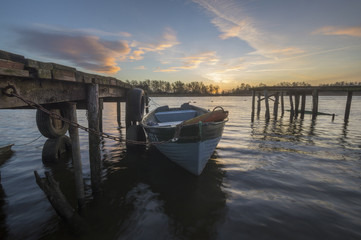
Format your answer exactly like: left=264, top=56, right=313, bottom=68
left=129, top=27, right=180, bottom=60
left=134, top=65, right=146, bottom=70
left=313, top=25, right=361, bottom=37
left=154, top=51, right=219, bottom=72
left=16, top=28, right=131, bottom=73
left=193, top=0, right=304, bottom=59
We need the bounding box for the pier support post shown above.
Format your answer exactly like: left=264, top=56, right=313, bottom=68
left=264, top=90, right=270, bottom=121
left=344, top=91, right=353, bottom=122
left=312, top=89, right=319, bottom=120
left=251, top=90, right=255, bottom=122
left=87, top=84, right=102, bottom=195
left=294, top=93, right=300, bottom=118
left=99, top=98, right=103, bottom=132
left=65, top=102, right=85, bottom=208
left=289, top=92, right=294, bottom=119
left=117, top=100, right=121, bottom=127
left=300, top=93, right=306, bottom=119
left=281, top=92, right=284, bottom=116
left=273, top=92, right=279, bottom=119
left=257, top=92, right=261, bottom=118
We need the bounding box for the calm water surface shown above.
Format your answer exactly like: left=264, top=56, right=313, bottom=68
left=0, top=96, right=360, bottom=239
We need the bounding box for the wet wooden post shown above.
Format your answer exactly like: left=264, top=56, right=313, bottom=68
left=289, top=92, right=294, bottom=119
left=87, top=84, right=102, bottom=194
left=273, top=92, right=279, bottom=119
left=300, top=92, right=306, bottom=119
left=281, top=92, right=284, bottom=116
left=251, top=90, right=255, bottom=122
left=294, top=93, right=300, bottom=117
left=117, top=100, right=121, bottom=127
left=344, top=91, right=353, bottom=122
left=257, top=92, right=261, bottom=118
left=65, top=102, right=85, bottom=208
left=99, top=98, right=103, bottom=132
left=312, top=89, right=319, bottom=120
left=264, top=90, right=270, bottom=121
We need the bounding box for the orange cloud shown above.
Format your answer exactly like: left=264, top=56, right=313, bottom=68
left=129, top=27, right=180, bottom=60
left=313, top=26, right=361, bottom=37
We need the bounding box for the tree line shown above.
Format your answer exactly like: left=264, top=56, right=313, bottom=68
left=126, top=79, right=220, bottom=95
left=126, top=79, right=361, bottom=96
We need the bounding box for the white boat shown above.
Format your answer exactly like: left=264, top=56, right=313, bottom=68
left=141, top=103, right=228, bottom=175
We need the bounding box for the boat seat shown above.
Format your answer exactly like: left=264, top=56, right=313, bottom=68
left=155, top=110, right=197, bottom=122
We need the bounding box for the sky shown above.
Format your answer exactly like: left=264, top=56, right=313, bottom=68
left=1, top=0, right=360, bottom=90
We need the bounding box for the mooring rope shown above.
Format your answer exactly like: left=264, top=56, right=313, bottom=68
left=1, top=85, right=176, bottom=146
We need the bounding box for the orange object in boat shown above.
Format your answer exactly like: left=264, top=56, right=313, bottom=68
left=183, top=108, right=228, bottom=125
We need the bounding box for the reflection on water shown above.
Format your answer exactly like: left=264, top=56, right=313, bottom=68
left=0, top=96, right=360, bottom=239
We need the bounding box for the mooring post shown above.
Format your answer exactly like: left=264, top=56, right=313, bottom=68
left=273, top=92, right=279, bottom=119
left=344, top=91, right=353, bottom=122
left=65, top=102, right=85, bottom=208
left=99, top=98, right=103, bottom=132
left=289, top=92, right=294, bottom=119
left=281, top=92, right=284, bottom=116
left=87, top=84, right=102, bottom=194
left=294, top=93, right=300, bottom=117
left=117, top=100, right=121, bottom=127
left=312, top=89, right=319, bottom=120
left=264, top=90, right=270, bottom=121
left=300, top=92, right=306, bottom=119
left=251, top=90, right=255, bottom=122
left=257, top=92, right=261, bottom=118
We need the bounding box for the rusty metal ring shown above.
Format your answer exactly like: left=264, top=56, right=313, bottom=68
left=2, top=85, right=17, bottom=97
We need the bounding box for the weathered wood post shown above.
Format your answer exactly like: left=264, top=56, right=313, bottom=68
left=99, top=98, right=103, bottom=132
left=264, top=90, right=270, bottom=121
left=273, top=92, right=279, bottom=119
left=289, top=92, right=294, bottom=119
left=281, top=92, right=284, bottom=116
left=87, top=84, right=102, bottom=194
left=294, top=93, right=300, bottom=118
left=117, top=100, right=121, bottom=127
left=312, top=89, right=319, bottom=120
left=251, top=90, right=255, bottom=122
left=65, top=102, right=85, bottom=208
left=300, top=92, right=306, bottom=119
left=344, top=91, right=353, bottom=122
left=257, top=92, right=261, bottom=118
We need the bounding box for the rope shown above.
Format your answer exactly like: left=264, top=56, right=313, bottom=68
left=2, top=85, right=177, bottom=146
left=14, top=134, right=43, bottom=146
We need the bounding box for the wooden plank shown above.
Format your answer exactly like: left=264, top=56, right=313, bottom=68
left=52, top=69, right=76, bottom=81
left=0, top=59, right=24, bottom=70
left=0, top=50, right=25, bottom=63
left=0, top=67, right=29, bottom=77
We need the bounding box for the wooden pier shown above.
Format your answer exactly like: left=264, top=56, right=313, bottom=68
left=250, top=86, right=361, bottom=122
left=0, top=50, right=146, bottom=210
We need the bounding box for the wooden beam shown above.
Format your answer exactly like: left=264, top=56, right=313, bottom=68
left=257, top=92, right=261, bottom=118
left=289, top=92, right=294, bottom=119
left=273, top=92, right=279, bottom=119
left=344, top=91, right=353, bottom=122
left=87, top=84, right=102, bottom=195
left=312, top=89, right=318, bottom=120
left=251, top=90, right=255, bottom=122
left=281, top=92, right=284, bottom=116
left=300, top=93, right=306, bottom=119
left=117, top=101, right=121, bottom=127
left=264, top=90, right=270, bottom=121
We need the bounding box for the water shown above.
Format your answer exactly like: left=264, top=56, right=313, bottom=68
left=0, top=96, right=360, bottom=240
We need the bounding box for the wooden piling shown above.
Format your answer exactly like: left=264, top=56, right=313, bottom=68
left=300, top=93, right=306, bottom=119
left=289, top=92, right=294, bottom=118
left=281, top=92, right=284, bottom=116
left=99, top=98, right=103, bottom=132
left=257, top=92, right=261, bottom=117
left=344, top=91, right=353, bottom=122
left=264, top=90, right=270, bottom=121
left=312, top=89, right=319, bottom=120
left=117, top=100, right=121, bottom=127
left=294, top=93, right=300, bottom=117
left=65, top=102, right=85, bottom=208
left=251, top=90, right=255, bottom=122
left=273, top=92, right=279, bottom=119
left=87, top=84, right=102, bottom=194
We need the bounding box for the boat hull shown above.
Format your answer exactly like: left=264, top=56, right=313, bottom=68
left=144, top=121, right=225, bottom=175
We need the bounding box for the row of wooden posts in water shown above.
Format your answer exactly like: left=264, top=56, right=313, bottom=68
left=250, top=87, right=357, bottom=122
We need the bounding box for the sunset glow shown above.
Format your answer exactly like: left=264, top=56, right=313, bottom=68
left=1, top=0, right=360, bottom=89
